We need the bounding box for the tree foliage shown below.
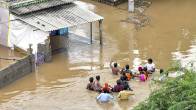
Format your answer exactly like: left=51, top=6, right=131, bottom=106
left=134, top=68, right=196, bottom=110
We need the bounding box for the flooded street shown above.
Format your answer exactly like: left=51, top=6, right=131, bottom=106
left=0, top=0, right=196, bottom=109
left=0, top=46, right=23, bottom=69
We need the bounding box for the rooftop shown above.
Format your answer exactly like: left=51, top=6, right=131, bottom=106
left=9, top=0, right=76, bottom=15
left=0, top=1, right=9, bottom=8
left=4, top=0, right=103, bottom=32
left=15, top=3, right=103, bottom=31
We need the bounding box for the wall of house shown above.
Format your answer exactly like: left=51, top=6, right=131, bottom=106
left=37, top=38, right=52, bottom=65
left=0, top=7, right=9, bottom=47
left=50, top=36, right=68, bottom=54
left=49, top=28, right=69, bottom=54
left=8, top=16, right=49, bottom=53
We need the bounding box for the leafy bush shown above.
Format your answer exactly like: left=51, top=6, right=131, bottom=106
left=134, top=69, right=196, bottom=110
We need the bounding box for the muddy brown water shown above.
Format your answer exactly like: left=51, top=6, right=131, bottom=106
left=0, top=0, right=196, bottom=109
left=0, top=46, right=23, bottom=69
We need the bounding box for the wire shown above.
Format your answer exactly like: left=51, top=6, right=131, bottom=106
left=0, top=57, right=18, bottom=61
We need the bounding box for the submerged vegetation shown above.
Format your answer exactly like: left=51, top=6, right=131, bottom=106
left=134, top=63, right=196, bottom=110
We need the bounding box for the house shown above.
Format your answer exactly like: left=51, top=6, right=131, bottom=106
left=0, top=0, right=104, bottom=63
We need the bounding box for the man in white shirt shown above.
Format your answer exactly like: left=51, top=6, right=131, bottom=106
left=96, top=91, right=113, bottom=103
left=145, top=58, right=155, bottom=74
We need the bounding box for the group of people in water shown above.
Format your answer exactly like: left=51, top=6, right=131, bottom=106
left=86, top=58, right=156, bottom=103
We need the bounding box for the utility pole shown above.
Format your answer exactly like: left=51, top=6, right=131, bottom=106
left=128, top=0, right=134, bottom=12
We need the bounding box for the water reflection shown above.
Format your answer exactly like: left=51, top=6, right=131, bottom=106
left=75, top=1, right=96, bottom=11
left=172, top=39, right=196, bottom=69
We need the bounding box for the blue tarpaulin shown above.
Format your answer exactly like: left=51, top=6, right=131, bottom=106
left=50, top=28, right=68, bottom=36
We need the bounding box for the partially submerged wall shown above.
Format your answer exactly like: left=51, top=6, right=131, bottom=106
left=37, top=38, right=52, bottom=65
left=0, top=47, right=35, bottom=88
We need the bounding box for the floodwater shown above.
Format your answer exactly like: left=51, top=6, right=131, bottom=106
left=0, top=0, right=196, bottom=109
left=0, top=46, right=23, bottom=69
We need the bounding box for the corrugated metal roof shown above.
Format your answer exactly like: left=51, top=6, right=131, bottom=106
left=10, top=0, right=76, bottom=15
left=0, top=1, right=9, bottom=8
left=3, top=0, right=25, bottom=3
left=15, top=3, right=104, bottom=32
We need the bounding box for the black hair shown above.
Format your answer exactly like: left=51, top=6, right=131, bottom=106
left=125, top=64, right=129, bottom=70
left=160, top=69, right=164, bottom=74
left=103, top=90, right=107, bottom=93
left=148, top=58, right=153, bottom=63
left=89, top=77, right=94, bottom=83
left=143, top=67, right=147, bottom=71
left=124, top=81, right=128, bottom=85
left=114, top=63, right=118, bottom=68
left=117, top=79, right=122, bottom=85
left=96, top=75, right=100, bottom=81
left=140, top=71, right=145, bottom=75
left=120, top=76, right=125, bottom=81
